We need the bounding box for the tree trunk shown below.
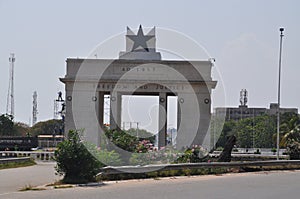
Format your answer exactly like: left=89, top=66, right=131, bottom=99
left=218, top=135, right=236, bottom=162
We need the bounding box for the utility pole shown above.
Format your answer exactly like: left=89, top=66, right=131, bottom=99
left=277, top=27, right=285, bottom=160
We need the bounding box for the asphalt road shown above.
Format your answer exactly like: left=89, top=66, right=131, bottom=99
left=0, top=161, right=60, bottom=195
left=1, top=167, right=300, bottom=199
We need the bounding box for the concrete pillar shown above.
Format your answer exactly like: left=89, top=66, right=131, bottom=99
left=110, top=92, right=122, bottom=130
left=98, top=92, right=105, bottom=127
left=177, top=97, right=181, bottom=138
left=176, top=93, right=200, bottom=150
left=98, top=92, right=105, bottom=146
left=158, top=92, right=167, bottom=149
left=191, top=93, right=211, bottom=149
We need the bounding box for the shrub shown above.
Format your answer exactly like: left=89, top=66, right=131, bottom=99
left=83, top=142, right=123, bottom=166
left=175, top=145, right=208, bottom=163
left=215, top=146, right=224, bottom=151
left=54, top=130, right=103, bottom=183
left=105, top=129, right=139, bottom=152
left=287, top=141, right=300, bottom=160
left=129, top=147, right=180, bottom=165
left=135, top=139, right=154, bottom=153
left=96, top=149, right=123, bottom=166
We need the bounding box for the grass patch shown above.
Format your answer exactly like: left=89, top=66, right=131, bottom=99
left=46, top=180, right=64, bottom=187
left=99, top=167, right=229, bottom=181
left=19, top=184, right=46, bottom=192
left=54, top=185, right=74, bottom=189
left=241, top=164, right=300, bottom=172
left=46, top=180, right=74, bottom=189
left=0, top=159, right=36, bottom=170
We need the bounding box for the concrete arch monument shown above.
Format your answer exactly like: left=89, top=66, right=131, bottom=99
left=60, top=25, right=217, bottom=149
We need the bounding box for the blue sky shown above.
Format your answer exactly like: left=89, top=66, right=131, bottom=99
left=0, top=0, right=299, bottom=131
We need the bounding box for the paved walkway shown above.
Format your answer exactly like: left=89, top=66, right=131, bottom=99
left=0, top=161, right=60, bottom=194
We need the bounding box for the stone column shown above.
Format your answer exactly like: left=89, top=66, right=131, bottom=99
left=98, top=92, right=105, bottom=146
left=177, top=97, right=181, bottom=139
left=175, top=96, right=182, bottom=148
left=110, top=92, right=122, bottom=130
left=158, top=92, right=167, bottom=149
left=98, top=92, right=104, bottom=127
left=191, top=93, right=211, bottom=149
left=176, top=92, right=200, bottom=149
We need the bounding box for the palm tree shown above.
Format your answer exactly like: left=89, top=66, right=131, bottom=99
left=280, top=125, right=300, bottom=147
left=275, top=113, right=300, bottom=148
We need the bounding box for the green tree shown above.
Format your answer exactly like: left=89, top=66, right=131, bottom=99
left=234, top=115, right=276, bottom=148
left=104, top=128, right=156, bottom=152
left=276, top=113, right=300, bottom=159
left=253, top=115, right=276, bottom=148
left=29, top=119, right=64, bottom=136
left=0, top=114, right=20, bottom=136
left=282, top=126, right=300, bottom=159
left=279, top=113, right=300, bottom=147
left=14, top=122, right=30, bottom=136
left=215, top=113, right=300, bottom=149
left=216, top=120, right=236, bottom=148
left=235, top=118, right=253, bottom=148
left=104, top=129, right=139, bottom=152
left=126, top=128, right=156, bottom=144
left=216, top=115, right=277, bottom=148
left=54, top=130, right=103, bottom=183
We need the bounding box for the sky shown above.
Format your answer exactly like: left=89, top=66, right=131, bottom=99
left=0, top=0, right=299, bottom=132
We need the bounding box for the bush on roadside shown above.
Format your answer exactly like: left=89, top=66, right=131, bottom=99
left=287, top=141, right=300, bottom=160
left=129, top=146, right=180, bottom=165
left=95, top=149, right=123, bottom=166
left=54, top=130, right=103, bottom=184
left=175, top=145, right=208, bottom=163
left=104, top=129, right=139, bottom=152
left=215, top=146, right=224, bottom=151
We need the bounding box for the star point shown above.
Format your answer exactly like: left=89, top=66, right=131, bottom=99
left=127, top=25, right=154, bottom=52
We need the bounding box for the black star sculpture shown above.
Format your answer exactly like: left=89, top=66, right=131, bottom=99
left=127, top=25, right=154, bottom=52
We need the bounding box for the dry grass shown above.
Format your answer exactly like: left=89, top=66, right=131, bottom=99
left=19, top=184, right=46, bottom=191
left=54, top=185, right=74, bottom=189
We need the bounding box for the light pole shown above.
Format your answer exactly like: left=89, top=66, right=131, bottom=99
left=276, top=27, right=284, bottom=160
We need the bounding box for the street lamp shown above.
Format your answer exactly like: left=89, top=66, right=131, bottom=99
left=276, top=27, right=285, bottom=160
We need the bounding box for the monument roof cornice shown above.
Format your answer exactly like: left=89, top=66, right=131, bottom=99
left=60, top=77, right=216, bottom=86
left=66, top=58, right=212, bottom=65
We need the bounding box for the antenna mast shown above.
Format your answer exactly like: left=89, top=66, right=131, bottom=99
left=239, top=89, right=248, bottom=106
left=6, top=53, right=15, bottom=118
left=54, top=100, right=59, bottom=119
left=32, top=91, right=38, bottom=126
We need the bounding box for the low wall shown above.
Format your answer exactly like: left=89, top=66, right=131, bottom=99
left=0, top=157, right=31, bottom=164
left=0, top=151, right=55, bottom=161
left=100, top=160, right=300, bottom=175
left=209, top=153, right=289, bottom=161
